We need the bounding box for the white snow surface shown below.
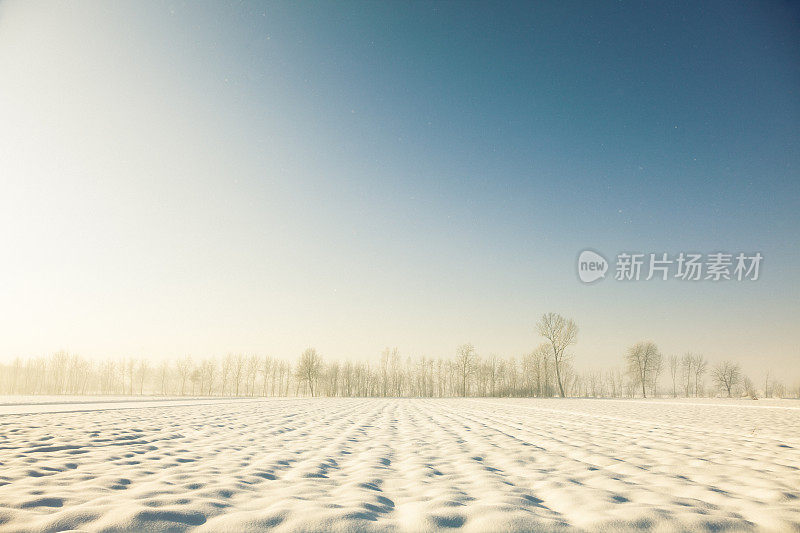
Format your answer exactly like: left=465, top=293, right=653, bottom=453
left=0, top=397, right=798, bottom=532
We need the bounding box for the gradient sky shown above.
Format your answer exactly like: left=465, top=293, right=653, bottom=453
left=1, top=1, right=798, bottom=381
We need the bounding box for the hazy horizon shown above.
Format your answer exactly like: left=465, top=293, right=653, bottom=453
left=1, top=1, right=798, bottom=382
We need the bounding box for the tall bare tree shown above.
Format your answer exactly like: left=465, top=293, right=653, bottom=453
left=537, top=313, right=578, bottom=397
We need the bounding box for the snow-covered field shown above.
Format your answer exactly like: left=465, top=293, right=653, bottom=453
left=1, top=398, right=798, bottom=532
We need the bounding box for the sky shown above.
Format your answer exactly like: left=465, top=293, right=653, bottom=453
left=1, top=1, right=798, bottom=381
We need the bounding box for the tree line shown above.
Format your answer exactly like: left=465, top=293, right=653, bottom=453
left=0, top=313, right=796, bottom=399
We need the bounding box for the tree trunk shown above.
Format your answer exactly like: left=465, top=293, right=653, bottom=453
left=555, top=363, right=565, bottom=397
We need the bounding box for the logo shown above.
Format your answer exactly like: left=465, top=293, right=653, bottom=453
left=578, top=250, right=608, bottom=283
left=576, top=250, right=762, bottom=283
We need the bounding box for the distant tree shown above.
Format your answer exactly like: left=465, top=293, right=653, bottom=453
left=625, top=341, right=661, bottom=398
left=48, top=351, right=69, bottom=394
left=693, top=354, right=707, bottom=397
left=486, top=355, right=498, bottom=397
left=389, top=348, right=402, bottom=396
left=158, top=361, right=169, bottom=395
left=606, top=368, right=622, bottom=398
left=650, top=352, right=663, bottom=398
left=125, top=358, right=136, bottom=395
left=342, top=361, right=354, bottom=397
left=380, top=349, right=390, bottom=397
left=246, top=355, right=259, bottom=396
left=232, top=354, right=246, bottom=396
left=743, top=375, right=758, bottom=399
left=435, top=359, right=445, bottom=397
left=282, top=361, right=292, bottom=396
left=176, top=356, right=193, bottom=396
left=221, top=355, right=233, bottom=396
left=189, top=367, right=201, bottom=395
left=455, top=343, right=476, bottom=396
left=537, top=313, right=578, bottom=397
left=325, top=361, right=340, bottom=397
left=712, top=361, right=741, bottom=397
left=259, top=356, right=272, bottom=396
left=66, top=354, right=84, bottom=394
left=524, top=344, right=549, bottom=397
left=586, top=369, right=601, bottom=397
left=681, top=353, right=695, bottom=397
left=505, top=356, right=519, bottom=396
left=668, top=355, right=679, bottom=398
left=296, top=348, right=322, bottom=396
left=203, top=358, right=216, bottom=395
left=136, top=360, right=149, bottom=395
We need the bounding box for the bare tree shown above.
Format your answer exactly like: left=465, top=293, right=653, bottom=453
left=380, top=349, right=390, bottom=397
left=455, top=343, right=476, bottom=396
left=125, top=358, right=136, bottom=395
left=282, top=361, right=291, bottom=396
left=259, top=356, right=272, bottom=396
left=158, top=361, right=169, bottom=395
left=136, top=360, right=149, bottom=395
left=486, top=355, right=499, bottom=397
left=650, top=352, right=663, bottom=398
left=2, top=342, right=786, bottom=400
left=325, top=361, right=341, bottom=397
left=537, top=313, right=578, bottom=397
left=203, top=358, right=216, bottom=395
left=532, top=343, right=551, bottom=397
left=625, top=341, right=661, bottom=398
left=296, top=348, right=322, bottom=396
left=681, top=353, right=694, bottom=397
left=668, top=355, right=679, bottom=398
left=606, top=368, right=622, bottom=398
left=232, top=354, right=246, bottom=396
left=176, top=356, right=193, bottom=396
left=389, top=348, right=402, bottom=396
left=190, top=367, right=201, bottom=395
left=743, top=375, right=758, bottom=399
left=713, top=361, right=741, bottom=397
left=221, top=355, right=233, bottom=396
left=693, top=354, right=707, bottom=397
left=246, top=354, right=259, bottom=396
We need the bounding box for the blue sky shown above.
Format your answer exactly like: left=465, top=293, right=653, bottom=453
left=1, top=1, right=798, bottom=378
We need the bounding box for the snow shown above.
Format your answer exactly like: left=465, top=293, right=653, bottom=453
left=0, top=398, right=798, bottom=531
